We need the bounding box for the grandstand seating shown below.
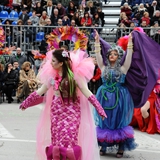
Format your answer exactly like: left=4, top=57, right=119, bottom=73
left=8, top=11, right=19, bottom=21
left=0, top=11, right=9, bottom=20
left=12, top=21, right=17, bottom=25
left=2, top=19, right=6, bottom=24
left=102, top=0, right=121, bottom=42
left=28, top=12, right=32, bottom=17
left=19, top=11, right=22, bottom=16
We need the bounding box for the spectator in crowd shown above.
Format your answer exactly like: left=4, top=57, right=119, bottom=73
left=56, top=2, right=66, bottom=19
left=12, top=0, right=21, bottom=13
left=52, top=0, right=58, bottom=6
left=45, top=18, right=53, bottom=34
left=85, top=0, right=96, bottom=18
left=19, top=8, right=29, bottom=25
left=51, top=8, right=60, bottom=26
left=39, top=11, right=49, bottom=26
left=92, top=12, right=103, bottom=27
left=32, top=0, right=38, bottom=8
left=4, top=19, right=12, bottom=47
left=150, top=10, right=160, bottom=26
left=131, top=17, right=139, bottom=26
left=142, top=0, right=154, bottom=5
left=135, top=3, right=148, bottom=19
left=140, top=20, right=150, bottom=35
left=156, top=0, right=160, bottom=7
left=150, top=21, right=160, bottom=43
left=118, top=12, right=127, bottom=25
left=77, top=4, right=85, bottom=18
left=88, top=57, right=102, bottom=94
left=115, top=23, right=128, bottom=42
left=121, top=0, right=132, bottom=6
left=61, top=0, right=70, bottom=8
left=35, top=2, right=43, bottom=18
left=93, top=0, right=102, bottom=8
left=3, top=63, right=19, bottom=103
left=34, top=56, right=43, bottom=75
left=141, top=11, right=150, bottom=26
left=70, top=19, right=77, bottom=27
left=41, top=0, right=47, bottom=7
left=0, top=0, right=10, bottom=7
left=121, top=2, right=132, bottom=19
left=121, top=15, right=131, bottom=27
left=44, top=0, right=54, bottom=18
left=72, top=12, right=81, bottom=26
left=12, top=60, right=20, bottom=73
left=130, top=21, right=136, bottom=29
left=148, top=0, right=160, bottom=18
left=10, top=47, right=27, bottom=69
left=81, top=0, right=86, bottom=8
left=80, top=12, right=92, bottom=26
left=25, top=19, right=36, bottom=43
left=17, top=61, right=38, bottom=102
left=67, top=1, right=76, bottom=20
left=139, top=3, right=148, bottom=14
left=132, top=0, right=142, bottom=7
left=0, top=63, right=4, bottom=92
left=72, top=0, right=80, bottom=8
left=62, top=15, right=70, bottom=26
left=38, top=34, right=48, bottom=53
left=57, top=18, right=63, bottom=26
left=29, top=10, right=40, bottom=26
left=97, top=7, right=105, bottom=27
left=13, top=19, right=24, bottom=47
left=21, top=0, right=32, bottom=12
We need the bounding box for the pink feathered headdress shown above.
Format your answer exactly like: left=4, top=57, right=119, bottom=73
left=118, top=27, right=144, bottom=51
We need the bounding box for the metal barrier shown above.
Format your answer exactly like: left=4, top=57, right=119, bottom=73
left=1, top=25, right=160, bottom=53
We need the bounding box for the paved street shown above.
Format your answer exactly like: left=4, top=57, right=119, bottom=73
left=0, top=100, right=160, bottom=160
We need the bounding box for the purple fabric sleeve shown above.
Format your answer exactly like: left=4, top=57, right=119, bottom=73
left=99, top=37, right=111, bottom=66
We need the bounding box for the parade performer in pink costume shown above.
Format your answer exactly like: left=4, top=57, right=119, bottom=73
left=20, top=48, right=107, bottom=160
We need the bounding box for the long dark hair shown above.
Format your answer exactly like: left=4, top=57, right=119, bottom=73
left=52, top=49, right=77, bottom=102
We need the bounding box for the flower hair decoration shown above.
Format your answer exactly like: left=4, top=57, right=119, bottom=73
left=62, top=51, right=69, bottom=58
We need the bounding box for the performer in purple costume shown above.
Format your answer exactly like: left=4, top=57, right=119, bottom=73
left=94, top=29, right=160, bottom=158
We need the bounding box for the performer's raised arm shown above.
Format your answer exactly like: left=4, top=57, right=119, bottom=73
left=120, top=33, right=133, bottom=74
left=94, top=30, right=105, bottom=71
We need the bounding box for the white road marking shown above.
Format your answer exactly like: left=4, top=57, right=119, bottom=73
left=135, top=148, right=160, bottom=153
left=0, top=123, right=14, bottom=138
left=0, top=138, right=36, bottom=143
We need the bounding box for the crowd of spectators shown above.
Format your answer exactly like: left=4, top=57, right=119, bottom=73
left=0, top=0, right=105, bottom=29
left=1, top=0, right=160, bottom=103
left=116, top=0, right=160, bottom=43
left=0, top=0, right=105, bottom=50
left=0, top=47, right=38, bottom=103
